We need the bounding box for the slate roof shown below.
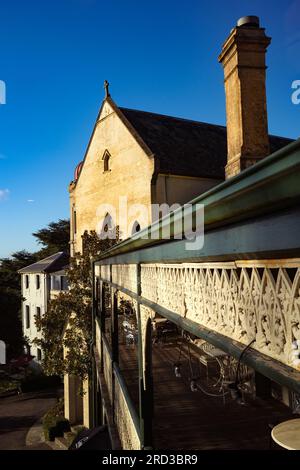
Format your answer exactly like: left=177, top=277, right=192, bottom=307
left=119, top=107, right=294, bottom=179
left=18, top=252, right=69, bottom=274
left=50, top=266, right=68, bottom=276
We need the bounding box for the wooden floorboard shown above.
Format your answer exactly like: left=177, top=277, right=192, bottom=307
left=118, top=340, right=294, bottom=450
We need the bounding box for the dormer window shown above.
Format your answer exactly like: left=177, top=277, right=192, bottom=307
left=102, top=150, right=111, bottom=172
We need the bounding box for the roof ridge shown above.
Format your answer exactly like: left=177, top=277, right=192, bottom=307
left=41, top=251, right=66, bottom=273
left=119, top=107, right=295, bottom=141
left=18, top=251, right=66, bottom=273
left=267, top=133, right=293, bottom=141
left=119, top=107, right=227, bottom=129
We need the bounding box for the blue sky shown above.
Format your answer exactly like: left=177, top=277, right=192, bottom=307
left=0, top=0, right=299, bottom=258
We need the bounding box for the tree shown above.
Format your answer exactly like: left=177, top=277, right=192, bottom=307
left=35, top=230, right=119, bottom=383
left=0, top=251, right=38, bottom=358
left=32, top=219, right=70, bottom=257
left=0, top=219, right=70, bottom=360
left=0, top=250, right=38, bottom=290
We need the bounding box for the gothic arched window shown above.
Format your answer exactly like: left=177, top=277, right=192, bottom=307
left=131, top=220, right=141, bottom=235
left=101, top=212, right=115, bottom=235
left=102, top=150, right=111, bottom=172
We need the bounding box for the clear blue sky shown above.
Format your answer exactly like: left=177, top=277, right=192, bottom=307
left=0, top=0, right=299, bottom=258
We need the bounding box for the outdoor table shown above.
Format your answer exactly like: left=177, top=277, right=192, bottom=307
left=271, top=418, right=300, bottom=450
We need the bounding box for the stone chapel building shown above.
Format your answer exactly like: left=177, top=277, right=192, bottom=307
left=68, top=89, right=290, bottom=255
left=65, top=15, right=294, bottom=434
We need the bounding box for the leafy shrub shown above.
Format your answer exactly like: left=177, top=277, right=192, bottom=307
left=0, top=379, right=19, bottom=394
left=42, top=399, right=70, bottom=441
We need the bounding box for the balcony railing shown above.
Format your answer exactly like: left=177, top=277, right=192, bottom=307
left=93, top=138, right=300, bottom=449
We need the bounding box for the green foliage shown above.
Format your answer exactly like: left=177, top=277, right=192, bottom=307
left=0, top=250, right=38, bottom=358
left=32, top=219, right=70, bottom=257
left=35, top=230, right=119, bottom=384
left=0, top=379, right=19, bottom=394
left=0, top=219, right=70, bottom=360
left=42, top=398, right=70, bottom=441
left=0, top=250, right=38, bottom=290
left=118, top=298, right=136, bottom=316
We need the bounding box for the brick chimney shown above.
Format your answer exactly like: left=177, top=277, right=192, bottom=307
left=218, top=16, right=271, bottom=179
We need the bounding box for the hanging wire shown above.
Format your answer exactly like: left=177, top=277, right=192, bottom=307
left=235, top=339, right=255, bottom=387
left=187, top=340, right=198, bottom=392
left=162, top=327, right=230, bottom=399
left=186, top=336, right=229, bottom=397
left=187, top=340, right=194, bottom=377
left=173, top=331, right=185, bottom=377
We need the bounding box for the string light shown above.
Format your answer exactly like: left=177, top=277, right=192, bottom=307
left=174, top=363, right=181, bottom=378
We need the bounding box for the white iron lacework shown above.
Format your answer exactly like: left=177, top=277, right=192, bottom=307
left=112, top=265, right=137, bottom=293
left=100, top=264, right=111, bottom=282
left=139, top=263, right=300, bottom=369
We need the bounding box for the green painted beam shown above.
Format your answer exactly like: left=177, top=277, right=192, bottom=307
left=96, top=207, right=300, bottom=265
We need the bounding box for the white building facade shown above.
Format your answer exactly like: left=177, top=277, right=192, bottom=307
left=19, top=252, right=69, bottom=363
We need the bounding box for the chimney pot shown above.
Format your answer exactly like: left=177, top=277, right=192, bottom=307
left=237, top=16, right=260, bottom=28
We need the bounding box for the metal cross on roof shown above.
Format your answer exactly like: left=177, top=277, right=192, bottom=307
left=104, top=80, right=110, bottom=98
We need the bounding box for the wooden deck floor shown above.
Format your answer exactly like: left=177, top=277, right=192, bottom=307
left=119, top=340, right=293, bottom=450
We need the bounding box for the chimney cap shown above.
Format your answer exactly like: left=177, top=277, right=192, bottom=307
left=237, top=16, right=260, bottom=28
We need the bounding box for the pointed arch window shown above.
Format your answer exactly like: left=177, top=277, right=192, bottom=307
left=102, top=150, right=111, bottom=172
left=101, top=212, right=115, bottom=236
left=131, top=220, right=141, bottom=235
